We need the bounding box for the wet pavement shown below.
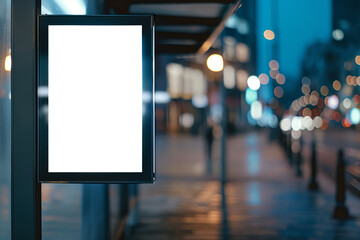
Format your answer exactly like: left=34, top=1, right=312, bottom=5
left=42, top=184, right=82, bottom=240
left=0, top=184, right=10, bottom=240
left=130, top=131, right=360, bottom=240
left=3, top=130, right=360, bottom=240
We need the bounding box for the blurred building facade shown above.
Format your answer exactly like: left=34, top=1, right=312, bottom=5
left=159, top=0, right=257, bottom=135
left=295, top=0, right=360, bottom=130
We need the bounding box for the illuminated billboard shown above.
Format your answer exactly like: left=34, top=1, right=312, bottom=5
left=38, top=15, right=155, bottom=183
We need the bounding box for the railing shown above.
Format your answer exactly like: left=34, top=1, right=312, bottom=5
left=279, top=131, right=360, bottom=219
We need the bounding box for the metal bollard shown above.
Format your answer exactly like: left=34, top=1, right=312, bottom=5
left=332, top=149, right=351, bottom=219
left=283, top=132, right=286, bottom=148
left=119, top=184, right=129, bottom=217
left=283, top=132, right=287, bottom=151
left=287, top=134, right=293, bottom=165
left=308, top=140, right=319, bottom=190
left=281, top=132, right=286, bottom=150
left=295, top=137, right=303, bottom=177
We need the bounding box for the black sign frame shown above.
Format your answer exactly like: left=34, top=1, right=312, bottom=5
left=37, top=15, right=155, bottom=183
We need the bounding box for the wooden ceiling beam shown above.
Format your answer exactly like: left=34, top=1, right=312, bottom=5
left=156, top=43, right=202, bottom=54
left=154, top=15, right=221, bottom=26
left=130, top=0, right=236, bottom=4
left=197, top=0, right=243, bottom=54
left=156, top=31, right=211, bottom=41
left=105, top=0, right=242, bottom=54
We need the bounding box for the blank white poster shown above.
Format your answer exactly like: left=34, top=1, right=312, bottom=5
left=48, top=25, right=143, bottom=172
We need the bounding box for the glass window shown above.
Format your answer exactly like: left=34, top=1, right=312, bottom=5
left=0, top=0, right=11, bottom=239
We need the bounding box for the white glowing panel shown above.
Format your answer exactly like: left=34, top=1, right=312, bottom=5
left=48, top=25, right=142, bottom=172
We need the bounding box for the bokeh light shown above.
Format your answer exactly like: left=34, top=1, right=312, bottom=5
left=346, top=75, right=352, bottom=85
left=191, top=95, right=208, bottom=108
left=320, top=85, right=329, bottom=96
left=179, top=113, right=194, bottom=128
left=269, top=60, right=279, bottom=70
left=259, top=73, right=269, bottom=85
left=327, top=95, right=339, bottom=109
left=236, top=43, right=249, bottom=63
left=333, top=80, right=341, bottom=91
left=207, top=54, right=224, bottom=72
left=264, top=30, right=275, bottom=40
left=291, top=100, right=301, bottom=112
left=302, top=108, right=311, bottom=117
left=310, top=91, right=319, bottom=106
left=291, top=117, right=302, bottom=131
left=354, top=94, right=360, bottom=104
left=274, top=86, right=284, bottom=98
left=342, top=98, right=351, bottom=109
left=280, top=117, right=291, bottom=131
left=155, top=91, right=171, bottom=104
left=351, top=76, right=357, bottom=86
left=350, top=108, right=360, bottom=125
left=275, top=73, right=285, bottom=85
left=5, top=55, right=11, bottom=71
left=304, top=94, right=310, bottom=105
left=223, top=65, right=236, bottom=89
left=342, top=118, right=352, bottom=128
left=269, top=69, right=278, bottom=79
left=314, top=116, right=323, bottom=128
left=332, top=29, right=344, bottom=41
left=303, top=116, right=314, bottom=131
left=299, top=96, right=306, bottom=107
left=301, top=84, right=310, bottom=95
left=166, top=63, right=183, bottom=98
left=236, top=69, right=249, bottom=91
left=301, top=76, right=311, bottom=85
left=247, top=75, right=260, bottom=90
left=250, top=101, right=262, bottom=120
left=355, top=55, right=360, bottom=65
left=245, top=88, right=257, bottom=104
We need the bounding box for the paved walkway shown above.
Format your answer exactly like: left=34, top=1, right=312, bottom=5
left=130, top=131, right=360, bottom=240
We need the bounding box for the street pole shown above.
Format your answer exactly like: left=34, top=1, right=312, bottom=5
left=220, top=36, right=227, bottom=186
left=220, top=70, right=227, bottom=185
left=206, top=52, right=225, bottom=184
left=11, top=0, right=42, bottom=239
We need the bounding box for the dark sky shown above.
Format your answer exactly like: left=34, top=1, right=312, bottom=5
left=256, top=0, right=332, bottom=101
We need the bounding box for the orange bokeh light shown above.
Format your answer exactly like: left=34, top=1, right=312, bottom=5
left=264, top=30, right=275, bottom=40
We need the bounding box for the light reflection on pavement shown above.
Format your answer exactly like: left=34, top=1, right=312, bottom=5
left=130, top=131, right=360, bottom=240
left=42, top=184, right=82, bottom=240
left=0, top=184, right=10, bottom=240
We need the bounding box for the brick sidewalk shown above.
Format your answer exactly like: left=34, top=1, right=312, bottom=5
left=130, top=131, right=360, bottom=240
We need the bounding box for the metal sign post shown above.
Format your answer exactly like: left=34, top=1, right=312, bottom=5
left=11, top=0, right=42, bottom=239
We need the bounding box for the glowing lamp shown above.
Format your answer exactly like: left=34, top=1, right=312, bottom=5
left=5, top=55, right=11, bottom=71
left=207, top=54, right=224, bottom=72
left=247, top=75, right=260, bottom=91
